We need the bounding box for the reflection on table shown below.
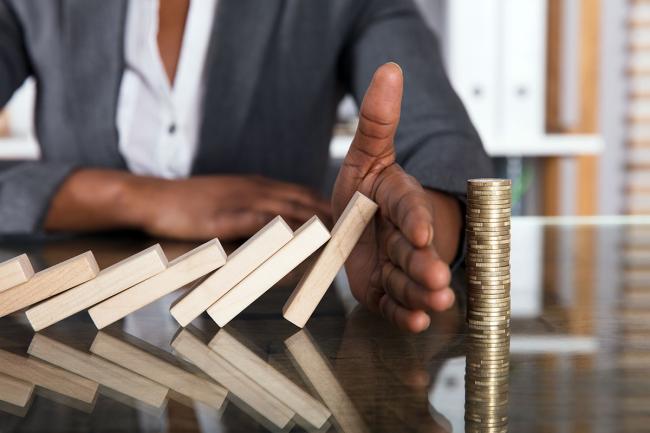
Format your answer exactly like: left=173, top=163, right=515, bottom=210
left=0, top=218, right=648, bottom=432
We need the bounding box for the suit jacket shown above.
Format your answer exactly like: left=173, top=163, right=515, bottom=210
left=0, top=0, right=492, bottom=234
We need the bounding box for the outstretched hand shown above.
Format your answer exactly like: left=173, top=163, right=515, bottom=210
left=332, top=63, right=460, bottom=333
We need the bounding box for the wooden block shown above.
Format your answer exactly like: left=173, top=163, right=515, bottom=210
left=0, top=348, right=98, bottom=403
left=89, top=240, right=226, bottom=329
left=171, top=217, right=293, bottom=327
left=0, top=373, right=34, bottom=407
left=283, top=192, right=377, bottom=328
left=0, top=251, right=99, bottom=318
left=209, top=329, right=330, bottom=428
left=26, top=245, right=168, bottom=331
left=284, top=330, right=369, bottom=433
left=28, top=333, right=169, bottom=408
left=171, top=329, right=294, bottom=429
left=90, top=331, right=227, bottom=409
left=207, top=217, right=330, bottom=327
left=0, top=254, right=34, bottom=293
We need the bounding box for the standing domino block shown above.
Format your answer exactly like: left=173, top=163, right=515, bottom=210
left=0, top=349, right=98, bottom=404
left=89, top=240, right=227, bottom=329
left=209, top=329, right=331, bottom=429
left=29, top=334, right=169, bottom=409
left=0, top=373, right=34, bottom=408
left=207, top=216, right=330, bottom=327
left=0, top=254, right=34, bottom=293
left=0, top=251, right=99, bottom=318
left=90, top=332, right=228, bottom=409
left=171, top=329, right=295, bottom=429
left=283, top=192, right=377, bottom=327
left=171, top=217, right=293, bottom=327
left=26, top=245, right=168, bottom=331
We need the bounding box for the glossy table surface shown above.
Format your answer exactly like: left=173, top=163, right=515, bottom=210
left=0, top=217, right=648, bottom=433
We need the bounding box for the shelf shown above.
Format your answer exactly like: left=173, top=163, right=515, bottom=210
left=329, top=133, right=603, bottom=159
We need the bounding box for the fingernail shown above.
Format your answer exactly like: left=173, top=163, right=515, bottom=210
left=387, top=61, right=403, bottom=74
left=427, top=225, right=434, bottom=246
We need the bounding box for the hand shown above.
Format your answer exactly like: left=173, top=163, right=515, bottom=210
left=135, top=175, right=331, bottom=241
left=46, top=170, right=331, bottom=241
left=332, top=63, right=461, bottom=333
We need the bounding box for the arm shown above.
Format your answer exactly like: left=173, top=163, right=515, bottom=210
left=334, top=1, right=493, bottom=333
left=0, top=0, right=31, bottom=106
left=342, top=0, right=494, bottom=198
left=340, top=0, right=492, bottom=263
left=0, top=0, right=78, bottom=236
left=44, top=169, right=332, bottom=241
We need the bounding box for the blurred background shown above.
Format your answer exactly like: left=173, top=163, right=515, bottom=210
left=0, top=0, right=633, bottom=217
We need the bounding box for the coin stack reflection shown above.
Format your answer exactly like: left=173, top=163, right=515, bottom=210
left=465, top=179, right=511, bottom=433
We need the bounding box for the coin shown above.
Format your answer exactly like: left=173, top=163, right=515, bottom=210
left=467, top=205, right=512, bottom=215
left=467, top=178, right=512, bottom=187
left=467, top=214, right=511, bottom=221
left=467, top=256, right=510, bottom=263
left=467, top=253, right=510, bottom=261
left=467, top=200, right=512, bottom=208
left=466, top=266, right=510, bottom=275
left=466, top=225, right=510, bottom=231
left=466, top=221, right=511, bottom=228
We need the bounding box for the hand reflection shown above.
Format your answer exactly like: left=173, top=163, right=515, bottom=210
left=325, top=303, right=463, bottom=433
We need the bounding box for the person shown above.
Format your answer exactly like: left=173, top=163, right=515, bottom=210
left=0, top=0, right=492, bottom=332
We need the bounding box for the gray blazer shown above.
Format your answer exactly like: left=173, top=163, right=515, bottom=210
left=0, top=0, right=492, bottom=235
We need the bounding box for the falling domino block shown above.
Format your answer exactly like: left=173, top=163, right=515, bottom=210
left=171, top=328, right=295, bottom=429
left=209, top=329, right=331, bottom=429
left=283, top=192, right=378, bottom=328
left=285, top=330, right=369, bottom=433
left=207, top=216, right=330, bottom=327
left=171, top=216, right=293, bottom=327
left=89, top=240, right=227, bottom=329
left=0, top=254, right=34, bottom=293
left=0, top=373, right=34, bottom=408
left=28, top=333, right=169, bottom=409
left=26, top=245, right=168, bottom=331
left=0, top=251, right=99, bottom=319
left=90, top=331, right=227, bottom=409
left=0, top=348, right=98, bottom=404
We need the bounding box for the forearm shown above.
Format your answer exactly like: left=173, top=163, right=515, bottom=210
left=44, top=169, right=151, bottom=233
left=425, top=189, right=462, bottom=264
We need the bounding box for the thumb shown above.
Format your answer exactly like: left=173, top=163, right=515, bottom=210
left=345, top=62, right=403, bottom=175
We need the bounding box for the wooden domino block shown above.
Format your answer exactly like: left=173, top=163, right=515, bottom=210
left=0, top=348, right=98, bottom=404
left=209, top=329, right=330, bottom=429
left=26, top=245, right=168, bottom=331
left=283, top=192, right=377, bottom=328
left=0, top=251, right=99, bottom=318
left=28, top=333, right=169, bottom=409
left=207, top=216, right=330, bottom=327
left=0, top=254, right=34, bottom=293
left=285, top=330, right=369, bottom=433
left=90, top=331, right=227, bottom=409
left=171, top=217, right=293, bottom=327
left=89, top=240, right=226, bottom=329
left=0, top=373, right=34, bottom=407
left=171, top=329, right=295, bottom=429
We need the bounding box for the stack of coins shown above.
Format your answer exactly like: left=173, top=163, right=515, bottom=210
left=464, top=179, right=511, bottom=433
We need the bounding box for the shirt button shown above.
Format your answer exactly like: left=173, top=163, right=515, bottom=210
left=168, top=123, right=176, bottom=134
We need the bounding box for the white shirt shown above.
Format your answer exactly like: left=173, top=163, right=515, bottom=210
left=117, top=0, right=217, bottom=179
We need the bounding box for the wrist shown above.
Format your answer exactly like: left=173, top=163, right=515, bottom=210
left=117, top=174, right=164, bottom=230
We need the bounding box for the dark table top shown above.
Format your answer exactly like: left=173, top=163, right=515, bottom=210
left=0, top=218, right=647, bottom=433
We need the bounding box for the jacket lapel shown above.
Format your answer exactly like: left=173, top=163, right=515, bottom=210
left=192, top=0, right=283, bottom=174
left=64, top=0, right=127, bottom=168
